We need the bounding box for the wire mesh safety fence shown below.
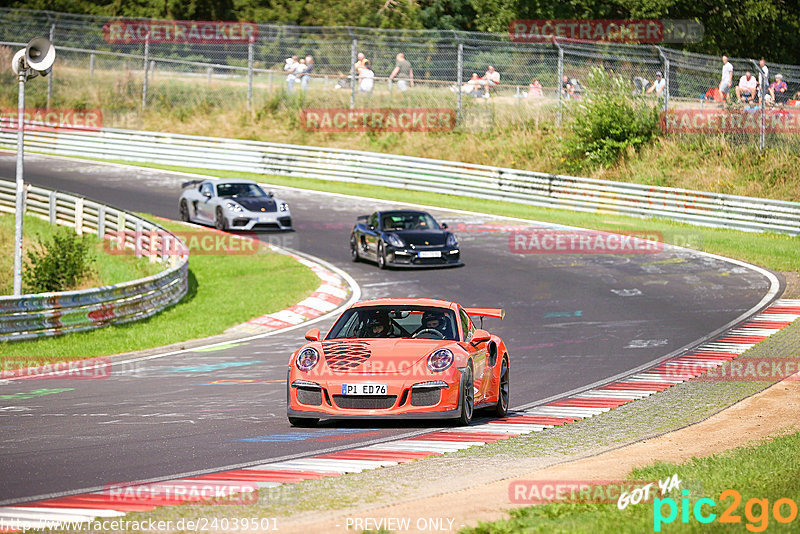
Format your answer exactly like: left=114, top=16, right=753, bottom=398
left=1, top=8, right=799, bottom=147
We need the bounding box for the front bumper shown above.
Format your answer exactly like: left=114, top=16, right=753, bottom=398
left=385, top=244, right=462, bottom=268
left=228, top=210, right=292, bottom=231
left=287, top=368, right=464, bottom=420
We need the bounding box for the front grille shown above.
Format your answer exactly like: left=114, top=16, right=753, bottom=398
left=252, top=223, right=280, bottom=230
left=410, top=388, right=441, bottom=406
left=296, top=387, right=322, bottom=406
left=332, top=395, right=397, bottom=410
left=232, top=218, right=250, bottom=227
left=322, top=340, right=371, bottom=371
left=278, top=216, right=292, bottom=227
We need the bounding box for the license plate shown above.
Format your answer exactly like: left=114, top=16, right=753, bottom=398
left=418, top=251, right=441, bottom=258
left=341, top=383, right=388, bottom=395
left=259, top=216, right=271, bottom=222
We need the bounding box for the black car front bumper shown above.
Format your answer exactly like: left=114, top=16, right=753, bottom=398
left=385, top=245, right=462, bottom=267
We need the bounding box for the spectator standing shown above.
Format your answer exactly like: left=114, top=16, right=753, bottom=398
left=359, top=59, right=375, bottom=93
left=757, top=58, right=769, bottom=101
left=483, top=65, right=500, bottom=97
left=284, top=55, right=298, bottom=92
left=736, top=71, right=758, bottom=103
left=769, top=74, right=788, bottom=105
left=389, top=53, right=414, bottom=91
left=301, top=55, right=314, bottom=91
left=719, top=55, right=733, bottom=102
left=646, top=71, right=666, bottom=96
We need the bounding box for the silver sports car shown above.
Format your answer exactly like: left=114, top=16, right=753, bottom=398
left=179, top=179, right=292, bottom=231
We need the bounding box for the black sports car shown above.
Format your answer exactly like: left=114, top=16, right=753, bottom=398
left=350, top=210, right=462, bottom=268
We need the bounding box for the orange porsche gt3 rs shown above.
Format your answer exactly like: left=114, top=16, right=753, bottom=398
left=286, top=298, right=510, bottom=427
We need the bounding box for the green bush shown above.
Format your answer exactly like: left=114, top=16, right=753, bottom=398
left=565, top=67, right=661, bottom=169
left=25, top=228, right=96, bottom=293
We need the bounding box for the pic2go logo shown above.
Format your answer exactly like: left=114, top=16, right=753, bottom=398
left=654, top=489, right=799, bottom=532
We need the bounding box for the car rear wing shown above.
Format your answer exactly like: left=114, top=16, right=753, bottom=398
left=465, top=308, right=505, bottom=320
left=181, top=179, right=204, bottom=189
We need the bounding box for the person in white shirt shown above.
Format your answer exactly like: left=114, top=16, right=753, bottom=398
left=735, top=71, right=758, bottom=103
left=647, top=71, right=666, bottom=96
left=482, top=65, right=500, bottom=97
left=359, top=60, right=375, bottom=93
left=757, top=58, right=769, bottom=101
left=284, top=55, right=298, bottom=92
left=719, top=55, right=733, bottom=102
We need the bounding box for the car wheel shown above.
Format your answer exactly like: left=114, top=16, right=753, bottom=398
left=456, top=363, right=474, bottom=426
left=215, top=207, right=227, bottom=231
left=288, top=416, right=319, bottom=427
left=179, top=200, right=190, bottom=222
left=350, top=234, right=360, bottom=262
left=377, top=241, right=387, bottom=269
left=494, top=356, right=509, bottom=418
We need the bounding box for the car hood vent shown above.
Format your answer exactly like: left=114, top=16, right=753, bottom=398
left=394, top=230, right=447, bottom=246
left=322, top=340, right=372, bottom=371
left=231, top=198, right=277, bottom=212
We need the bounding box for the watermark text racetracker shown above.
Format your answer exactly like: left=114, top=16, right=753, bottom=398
left=1, top=357, right=111, bottom=380
left=509, top=229, right=664, bottom=254
left=300, top=108, right=456, bottom=133
left=0, top=517, right=278, bottom=532
left=0, top=108, right=103, bottom=132
left=509, top=19, right=703, bottom=43
left=663, top=109, right=800, bottom=134
left=104, top=230, right=269, bottom=256
left=103, top=19, right=258, bottom=44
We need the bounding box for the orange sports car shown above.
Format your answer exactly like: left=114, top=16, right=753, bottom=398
left=286, top=298, right=510, bottom=426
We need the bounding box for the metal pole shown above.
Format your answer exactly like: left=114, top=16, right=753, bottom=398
left=247, top=41, right=254, bottom=109
left=46, top=23, right=54, bottom=108
left=750, top=59, right=766, bottom=150
left=89, top=53, right=95, bottom=76
left=141, top=33, right=149, bottom=110
left=350, top=38, right=357, bottom=109
left=13, top=70, right=26, bottom=296
left=555, top=40, right=563, bottom=126
left=457, top=43, right=463, bottom=122
left=657, top=47, right=670, bottom=113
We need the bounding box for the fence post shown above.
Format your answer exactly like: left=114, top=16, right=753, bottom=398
left=555, top=39, right=563, bottom=126
left=350, top=37, right=357, bottom=109
left=457, top=42, right=463, bottom=123
left=247, top=41, right=254, bottom=109
left=89, top=53, right=95, bottom=77
left=47, top=23, right=55, bottom=108
left=142, top=33, right=150, bottom=110
left=75, top=197, right=84, bottom=235
left=751, top=59, right=766, bottom=150
left=657, top=47, right=670, bottom=114
left=97, top=204, right=105, bottom=238
left=49, top=191, right=56, bottom=225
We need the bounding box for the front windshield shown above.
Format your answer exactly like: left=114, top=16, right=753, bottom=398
left=381, top=212, right=440, bottom=231
left=216, top=183, right=268, bottom=198
left=327, top=306, right=458, bottom=341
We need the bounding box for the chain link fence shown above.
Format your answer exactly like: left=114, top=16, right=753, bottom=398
left=1, top=8, right=799, bottom=146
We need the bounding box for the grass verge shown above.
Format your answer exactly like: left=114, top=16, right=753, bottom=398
left=0, top=219, right=320, bottom=360
left=466, top=429, right=800, bottom=533
left=0, top=213, right=161, bottom=295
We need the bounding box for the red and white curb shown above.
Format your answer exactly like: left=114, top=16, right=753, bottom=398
left=3, top=300, right=797, bottom=529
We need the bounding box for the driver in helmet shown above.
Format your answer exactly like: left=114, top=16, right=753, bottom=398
left=414, top=310, right=449, bottom=338
left=363, top=310, right=394, bottom=338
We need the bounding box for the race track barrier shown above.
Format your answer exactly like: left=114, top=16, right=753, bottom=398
left=0, top=179, right=188, bottom=342
left=1, top=126, right=799, bottom=235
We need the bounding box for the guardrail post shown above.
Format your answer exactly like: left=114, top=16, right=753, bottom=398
left=142, top=33, right=150, bottom=110
left=89, top=53, right=95, bottom=77
left=49, top=191, right=56, bottom=225
left=350, top=35, right=357, bottom=110
left=74, top=197, right=84, bottom=235
left=555, top=39, right=563, bottom=126
left=117, top=212, right=125, bottom=251
left=47, top=23, right=55, bottom=108
left=134, top=219, right=143, bottom=257
left=457, top=42, right=463, bottom=123
left=247, top=41, right=254, bottom=109
left=97, top=204, right=105, bottom=238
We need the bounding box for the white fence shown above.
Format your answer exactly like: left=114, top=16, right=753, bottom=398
left=1, top=126, right=798, bottom=235
left=0, top=178, right=188, bottom=342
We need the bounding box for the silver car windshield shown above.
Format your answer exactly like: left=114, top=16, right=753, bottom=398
left=217, top=183, right=268, bottom=198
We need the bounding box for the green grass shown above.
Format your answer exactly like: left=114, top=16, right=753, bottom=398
left=0, top=219, right=320, bottom=360
left=0, top=213, right=161, bottom=295
left=103, top=160, right=800, bottom=276
left=465, top=430, right=800, bottom=533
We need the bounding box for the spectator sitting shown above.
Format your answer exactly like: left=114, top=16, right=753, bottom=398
left=482, top=66, right=500, bottom=98
left=768, top=74, right=788, bottom=106
left=528, top=79, right=543, bottom=98
left=459, top=73, right=484, bottom=97
left=355, top=52, right=367, bottom=73
left=358, top=60, right=374, bottom=93
left=646, top=71, right=666, bottom=96
left=561, top=75, right=575, bottom=98
left=735, top=71, right=758, bottom=103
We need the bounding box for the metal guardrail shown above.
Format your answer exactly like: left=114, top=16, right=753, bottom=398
left=0, top=179, right=188, bottom=342
left=1, top=126, right=799, bottom=235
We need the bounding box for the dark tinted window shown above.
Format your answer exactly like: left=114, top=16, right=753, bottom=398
left=381, top=212, right=440, bottom=231
left=327, top=306, right=458, bottom=341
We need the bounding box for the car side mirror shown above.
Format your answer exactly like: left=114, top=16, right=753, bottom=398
left=471, top=329, right=491, bottom=344
left=202, top=191, right=211, bottom=198
left=368, top=224, right=375, bottom=231
left=441, top=223, right=448, bottom=229
left=304, top=328, right=321, bottom=342
left=268, top=191, right=274, bottom=198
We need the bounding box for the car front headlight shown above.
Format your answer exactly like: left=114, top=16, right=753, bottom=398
left=295, top=347, right=319, bottom=371
left=427, top=348, right=454, bottom=372
left=225, top=201, right=244, bottom=213
left=385, top=233, right=404, bottom=247
left=446, top=233, right=458, bottom=247
left=279, top=202, right=289, bottom=212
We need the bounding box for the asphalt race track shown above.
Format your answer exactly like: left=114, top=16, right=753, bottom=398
left=0, top=153, right=779, bottom=503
